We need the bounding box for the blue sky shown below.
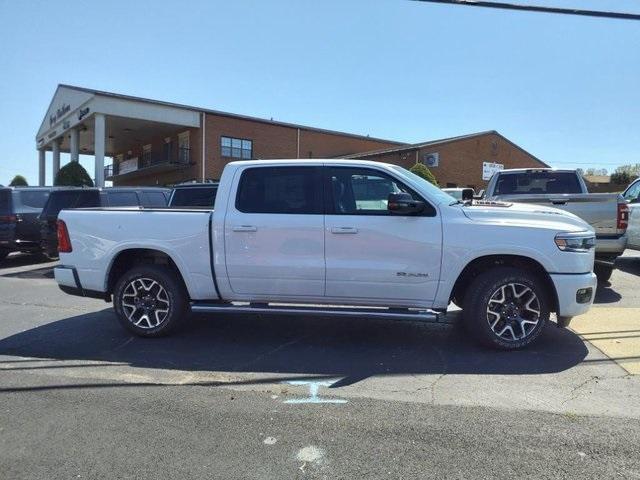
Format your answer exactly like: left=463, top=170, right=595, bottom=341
left=0, top=0, right=638, bottom=185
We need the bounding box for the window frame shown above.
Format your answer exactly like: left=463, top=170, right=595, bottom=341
left=234, top=166, right=323, bottom=215
left=221, top=135, right=252, bottom=159
left=323, top=166, right=436, bottom=217
left=623, top=179, right=640, bottom=202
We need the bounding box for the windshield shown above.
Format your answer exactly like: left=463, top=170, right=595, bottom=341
left=41, top=190, right=101, bottom=217
left=391, top=166, right=458, bottom=204
left=170, top=186, right=218, bottom=207
left=495, top=172, right=582, bottom=195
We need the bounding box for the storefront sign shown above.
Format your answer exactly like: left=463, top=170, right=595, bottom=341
left=119, top=157, right=139, bottom=175
left=483, top=161, right=504, bottom=181
left=49, top=103, right=70, bottom=126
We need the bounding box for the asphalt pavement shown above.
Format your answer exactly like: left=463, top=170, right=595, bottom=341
left=1, top=251, right=639, bottom=479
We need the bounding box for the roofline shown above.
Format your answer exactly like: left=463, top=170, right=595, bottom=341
left=57, top=84, right=405, bottom=146
left=343, top=130, right=551, bottom=168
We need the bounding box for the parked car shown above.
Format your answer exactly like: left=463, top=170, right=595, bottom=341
left=40, top=187, right=170, bottom=257
left=168, top=182, right=219, bottom=208
left=0, top=187, right=53, bottom=262
left=622, top=177, right=640, bottom=251
left=485, top=168, right=629, bottom=282
left=54, top=159, right=597, bottom=351
left=442, top=187, right=474, bottom=202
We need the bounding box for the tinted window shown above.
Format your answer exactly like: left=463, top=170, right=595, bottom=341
left=170, top=187, right=218, bottom=208
left=328, top=167, right=424, bottom=215
left=236, top=167, right=322, bottom=214
left=0, top=190, right=10, bottom=213
left=624, top=180, right=640, bottom=202
left=495, top=172, right=582, bottom=195
left=17, top=190, right=50, bottom=208
left=106, top=191, right=140, bottom=207
left=41, top=190, right=100, bottom=217
left=142, top=191, right=169, bottom=207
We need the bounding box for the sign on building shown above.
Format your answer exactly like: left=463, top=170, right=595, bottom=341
left=422, top=152, right=439, bottom=167
left=482, top=161, right=503, bottom=181
left=119, top=157, right=139, bottom=175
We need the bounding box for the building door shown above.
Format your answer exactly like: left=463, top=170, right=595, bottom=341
left=323, top=166, right=442, bottom=305
left=224, top=165, right=325, bottom=297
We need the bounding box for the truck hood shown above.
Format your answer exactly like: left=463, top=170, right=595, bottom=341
left=460, top=200, right=593, bottom=233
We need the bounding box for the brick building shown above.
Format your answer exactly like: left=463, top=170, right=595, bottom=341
left=36, top=85, right=547, bottom=188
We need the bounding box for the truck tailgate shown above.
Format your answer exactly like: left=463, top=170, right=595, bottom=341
left=492, top=193, right=621, bottom=236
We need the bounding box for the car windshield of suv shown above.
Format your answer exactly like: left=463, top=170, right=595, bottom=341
left=17, top=190, right=50, bottom=209
left=0, top=190, right=10, bottom=214
left=41, top=190, right=101, bottom=217
left=170, top=187, right=218, bottom=207
left=495, top=172, right=582, bottom=195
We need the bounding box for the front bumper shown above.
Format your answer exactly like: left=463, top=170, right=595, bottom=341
left=550, top=272, right=597, bottom=318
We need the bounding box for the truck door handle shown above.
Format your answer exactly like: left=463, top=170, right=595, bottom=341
left=232, top=225, right=257, bottom=232
left=331, top=227, right=358, bottom=234
left=550, top=199, right=567, bottom=205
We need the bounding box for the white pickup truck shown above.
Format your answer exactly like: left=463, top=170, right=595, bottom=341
left=54, top=159, right=597, bottom=350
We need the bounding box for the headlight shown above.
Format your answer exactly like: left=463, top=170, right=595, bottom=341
left=554, top=232, right=596, bottom=252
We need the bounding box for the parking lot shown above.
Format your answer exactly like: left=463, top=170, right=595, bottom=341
left=1, top=251, right=640, bottom=478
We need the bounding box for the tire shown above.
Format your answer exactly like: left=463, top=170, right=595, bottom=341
left=113, top=264, right=189, bottom=337
left=462, top=267, right=550, bottom=350
left=594, top=264, right=613, bottom=284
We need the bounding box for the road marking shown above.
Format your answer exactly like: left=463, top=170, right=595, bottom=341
left=283, top=379, right=348, bottom=404
left=570, top=307, right=640, bottom=375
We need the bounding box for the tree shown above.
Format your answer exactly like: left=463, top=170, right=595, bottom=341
left=611, top=171, right=634, bottom=185
left=8, top=175, right=28, bottom=186
left=409, top=162, right=438, bottom=186
left=54, top=162, right=94, bottom=187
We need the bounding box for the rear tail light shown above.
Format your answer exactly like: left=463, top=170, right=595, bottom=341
left=0, top=214, right=17, bottom=223
left=57, top=220, right=72, bottom=253
left=617, top=202, right=629, bottom=231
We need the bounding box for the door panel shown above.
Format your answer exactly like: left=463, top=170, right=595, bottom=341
left=224, top=166, right=325, bottom=297
left=324, top=167, right=442, bottom=304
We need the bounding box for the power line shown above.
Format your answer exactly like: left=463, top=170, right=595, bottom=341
left=411, top=0, right=640, bottom=20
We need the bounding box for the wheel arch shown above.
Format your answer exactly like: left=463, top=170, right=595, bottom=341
left=450, top=254, right=559, bottom=313
left=106, top=248, right=190, bottom=299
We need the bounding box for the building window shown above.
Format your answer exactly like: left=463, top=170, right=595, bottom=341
left=142, top=144, right=152, bottom=167
left=221, top=136, right=252, bottom=159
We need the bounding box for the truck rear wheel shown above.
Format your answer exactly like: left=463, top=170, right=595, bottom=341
left=463, top=267, right=549, bottom=350
left=594, top=264, right=613, bottom=284
left=113, top=264, right=189, bottom=337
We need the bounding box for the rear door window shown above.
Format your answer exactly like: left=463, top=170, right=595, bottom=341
left=170, top=187, right=218, bottom=208
left=41, top=190, right=101, bottom=217
left=17, top=190, right=50, bottom=209
left=235, top=167, right=322, bottom=214
left=106, top=191, right=140, bottom=207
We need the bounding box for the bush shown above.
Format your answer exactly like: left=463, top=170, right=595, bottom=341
left=409, top=162, right=438, bottom=186
left=9, top=175, right=28, bottom=186
left=611, top=171, right=636, bottom=186
left=55, top=162, right=94, bottom=187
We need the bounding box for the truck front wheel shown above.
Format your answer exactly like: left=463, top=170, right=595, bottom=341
left=113, top=264, right=189, bottom=337
left=463, top=267, right=550, bottom=350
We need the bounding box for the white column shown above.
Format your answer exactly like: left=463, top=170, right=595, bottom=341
left=38, top=149, right=46, bottom=186
left=52, top=140, right=61, bottom=182
left=70, top=127, right=80, bottom=162
left=94, top=113, right=105, bottom=187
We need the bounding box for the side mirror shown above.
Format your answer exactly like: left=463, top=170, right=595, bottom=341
left=462, top=189, right=474, bottom=202
left=388, top=192, right=425, bottom=215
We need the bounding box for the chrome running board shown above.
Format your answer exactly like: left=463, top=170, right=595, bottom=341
left=190, top=302, right=443, bottom=323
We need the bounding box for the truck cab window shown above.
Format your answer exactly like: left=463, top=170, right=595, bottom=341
left=236, top=167, right=322, bottom=214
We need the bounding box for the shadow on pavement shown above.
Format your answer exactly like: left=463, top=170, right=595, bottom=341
left=1, top=266, right=55, bottom=279
left=0, top=253, right=55, bottom=270
left=594, top=285, right=622, bottom=304
left=616, top=255, right=640, bottom=277
left=0, top=308, right=588, bottom=389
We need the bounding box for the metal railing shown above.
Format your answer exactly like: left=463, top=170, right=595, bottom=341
left=105, top=146, right=191, bottom=178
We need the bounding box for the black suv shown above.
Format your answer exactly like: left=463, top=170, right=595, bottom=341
left=40, top=187, right=170, bottom=257
left=0, top=187, right=53, bottom=262
left=168, top=182, right=219, bottom=208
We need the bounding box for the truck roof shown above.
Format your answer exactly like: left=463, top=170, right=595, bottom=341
left=497, top=168, right=576, bottom=174
left=226, top=159, right=400, bottom=168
